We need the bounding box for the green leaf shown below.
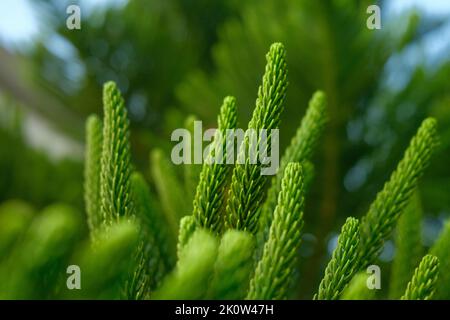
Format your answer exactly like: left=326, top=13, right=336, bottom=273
left=193, top=96, right=238, bottom=233
left=131, top=172, right=176, bottom=267
left=0, top=204, right=81, bottom=299
left=315, top=217, right=360, bottom=300
left=247, top=162, right=304, bottom=299
left=260, top=91, right=327, bottom=238
left=341, top=272, right=376, bottom=300
left=154, top=229, right=218, bottom=300
left=183, top=115, right=203, bottom=205
left=126, top=172, right=175, bottom=299
left=0, top=200, right=34, bottom=260
left=359, top=118, right=439, bottom=268
left=66, top=219, right=139, bottom=299
left=208, top=230, right=255, bottom=299
left=177, top=215, right=197, bottom=259
left=226, top=42, right=288, bottom=234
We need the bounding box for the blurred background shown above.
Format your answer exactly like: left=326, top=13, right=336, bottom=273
left=0, top=0, right=449, bottom=298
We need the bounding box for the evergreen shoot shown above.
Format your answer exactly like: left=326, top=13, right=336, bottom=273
left=154, top=229, right=218, bottom=299
left=389, top=192, right=424, bottom=298
left=177, top=215, right=197, bottom=259
left=401, top=254, right=439, bottom=300
left=1, top=41, right=447, bottom=302
left=226, top=43, right=288, bottom=234
left=259, top=91, right=327, bottom=236
left=430, top=219, right=450, bottom=299
left=358, top=118, right=439, bottom=268
left=247, top=162, right=304, bottom=299
left=84, top=114, right=103, bottom=238
left=208, top=230, right=255, bottom=299
left=341, top=272, right=376, bottom=300
left=193, top=96, right=238, bottom=232
left=100, top=81, right=134, bottom=223
left=150, top=148, right=188, bottom=235
left=315, top=217, right=360, bottom=300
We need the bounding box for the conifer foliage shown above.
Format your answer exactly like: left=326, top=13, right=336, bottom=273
left=100, top=81, right=134, bottom=223
left=315, top=217, right=360, bottom=300
left=80, top=43, right=444, bottom=300
left=358, top=118, right=438, bottom=269
left=401, top=254, right=439, bottom=300
left=84, top=115, right=103, bottom=237
left=247, top=162, right=305, bottom=300
left=1, top=42, right=446, bottom=300
left=226, top=43, right=288, bottom=234
left=259, top=90, right=327, bottom=238
left=193, top=96, right=238, bottom=233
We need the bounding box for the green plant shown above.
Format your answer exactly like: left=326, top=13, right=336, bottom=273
left=74, top=43, right=446, bottom=299
left=389, top=193, right=424, bottom=298
left=430, top=219, right=450, bottom=299
left=145, top=43, right=442, bottom=300
left=314, top=217, right=360, bottom=300
left=193, top=96, right=237, bottom=232
left=154, top=229, right=218, bottom=299
left=258, top=91, right=327, bottom=248
left=0, top=200, right=141, bottom=299
left=0, top=42, right=447, bottom=300
left=358, top=118, right=438, bottom=269
left=100, top=82, right=134, bottom=224
left=150, top=149, right=188, bottom=235
left=247, top=162, right=305, bottom=299
left=225, top=43, right=287, bottom=234
left=341, top=272, right=376, bottom=300
left=208, top=230, right=255, bottom=299
left=401, top=254, right=439, bottom=300
left=84, top=115, right=103, bottom=239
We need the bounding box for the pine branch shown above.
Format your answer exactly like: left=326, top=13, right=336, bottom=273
left=208, top=230, right=255, bottom=299
left=389, top=192, right=423, bottom=298
left=154, top=229, right=218, bottom=300
left=183, top=115, right=203, bottom=205
left=100, top=81, right=133, bottom=224
left=226, top=43, right=288, bottom=234
left=193, top=96, right=238, bottom=233
left=341, top=272, right=376, bottom=300
left=358, top=118, right=439, bottom=268
left=125, top=238, right=152, bottom=300
left=177, top=215, right=197, bottom=259
left=150, top=148, right=188, bottom=236
left=280, top=91, right=327, bottom=170
left=401, top=254, right=439, bottom=300
left=430, top=219, right=450, bottom=299
left=131, top=172, right=176, bottom=267
left=247, top=162, right=304, bottom=300
left=315, top=217, right=360, bottom=300
left=66, top=219, right=139, bottom=299
left=84, top=114, right=103, bottom=238
left=126, top=172, right=175, bottom=299
left=260, top=91, right=327, bottom=233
